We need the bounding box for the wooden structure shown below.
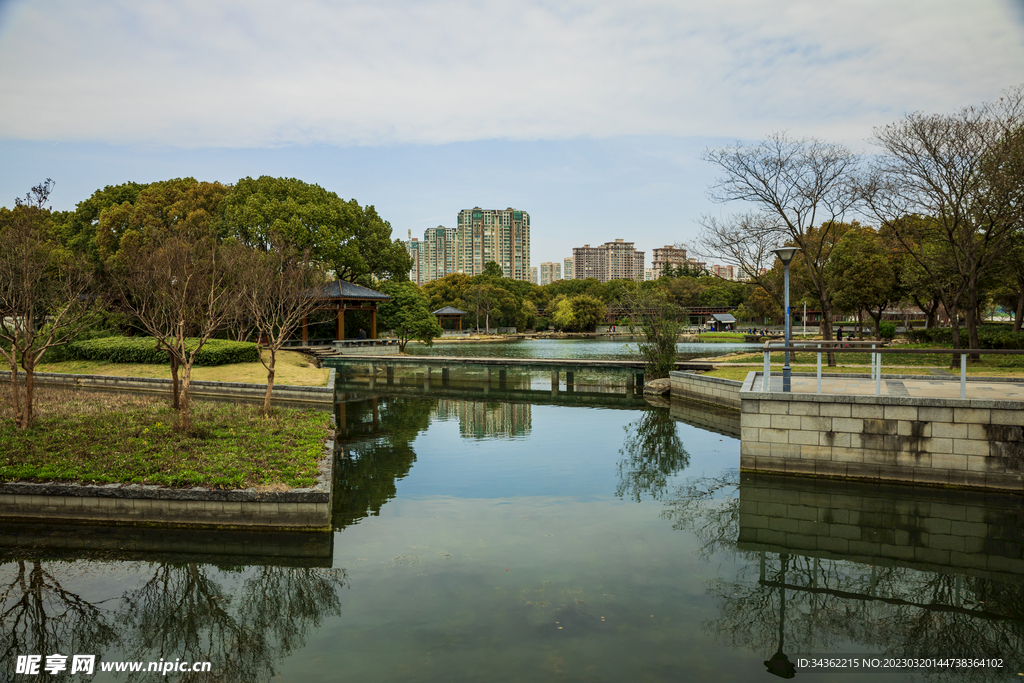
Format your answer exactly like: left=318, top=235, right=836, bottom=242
left=432, top=306, right=467, bottom=331
left=301, top=280, right=391, bottom=344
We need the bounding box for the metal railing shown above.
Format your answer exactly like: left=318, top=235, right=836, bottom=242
left=759, top=340, right=1024, bottom=398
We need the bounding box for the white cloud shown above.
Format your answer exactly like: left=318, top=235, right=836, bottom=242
left=0, top=0, right=1021, bottom=147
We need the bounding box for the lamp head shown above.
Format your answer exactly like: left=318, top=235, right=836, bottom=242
left=774, top=247, right=800, bottom=266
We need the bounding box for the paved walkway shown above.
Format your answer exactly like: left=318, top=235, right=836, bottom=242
left=753, top=374, right=1024, bottom=401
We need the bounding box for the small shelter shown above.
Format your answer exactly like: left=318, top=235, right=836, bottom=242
left=432, top=306, right=468, bottom=331
left=709, top=312, right=737, bottom=330
left=301, top=280, right=391, bottom=343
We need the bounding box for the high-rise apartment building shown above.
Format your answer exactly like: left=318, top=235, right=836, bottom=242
left=456, top=207, right=531, bottom=280
left=711, top=264, right=735, bottom=280
left=563, top=257, right=574, bottom=280
left=571, top=239, right=645, bottom=283
left=539, top=262, right=561, bottom=286
left=530, top=266, right=538, bottom=284
left=406, top=226, right=458, bottom=285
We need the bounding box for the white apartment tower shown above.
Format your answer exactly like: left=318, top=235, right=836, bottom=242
left=539, top=262, right=561, bottom=286
left=456, top=207, right=531, bottom=280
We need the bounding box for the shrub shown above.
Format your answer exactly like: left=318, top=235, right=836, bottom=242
left=879, top=322, right=896, bottom=339
left=906, top=325, right=1024, bottom=349
left=62, top=337, right=260, bottom=366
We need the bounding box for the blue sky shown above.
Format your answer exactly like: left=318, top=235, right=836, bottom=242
left=1, top=0, right=1023, bottom=267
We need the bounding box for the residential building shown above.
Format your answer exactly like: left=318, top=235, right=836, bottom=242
left=405, top=226, right=458, bottom=285
left=530, top=266, right=538, bottom=284
left=539, top=262, right=561, bottom=286
left=571, top=239, right=645, bottom=283
left=563, top=257, right=574, bottom=280
left=711, top=264, right=735, bottom=281
left=456, top=207, right=531, bottom=281
left=651, top=245, right=706, bottom=277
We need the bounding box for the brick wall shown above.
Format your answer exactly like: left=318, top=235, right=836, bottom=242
left=669, top=371, right=742, bottom=410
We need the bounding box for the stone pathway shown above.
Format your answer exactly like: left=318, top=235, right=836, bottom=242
left=753, top=374, right=1024, bottom=401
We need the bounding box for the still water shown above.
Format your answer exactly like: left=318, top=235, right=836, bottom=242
left=406, top=337, right=761, bottom=361
left=2, top=391, right=1022, bottom=681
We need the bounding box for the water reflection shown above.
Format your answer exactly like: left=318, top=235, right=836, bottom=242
left=616, top=408, right=691, bottom=502
left=1, top=553, right=345, bottom=682
left=665, top=471, right=1024, bottom=677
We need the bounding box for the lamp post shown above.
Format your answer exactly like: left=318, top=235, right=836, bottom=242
left=774, top=247, right=801, bottom=392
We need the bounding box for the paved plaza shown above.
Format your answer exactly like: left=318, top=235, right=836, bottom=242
left=751, top=373, right=1024, bottom=401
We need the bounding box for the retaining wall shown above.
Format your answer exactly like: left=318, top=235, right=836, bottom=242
left=0, top=369, right=334, bottom=404
left=740, top=373, right=1024, bottom=492
left=669, top=371, right=742, bottom=409
left=737, top=472, right=1024, bottom=582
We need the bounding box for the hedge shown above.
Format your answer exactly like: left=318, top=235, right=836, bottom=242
left=63, top=337, right=261, bottom=366
left=907, top=325, right=1024, bottom=349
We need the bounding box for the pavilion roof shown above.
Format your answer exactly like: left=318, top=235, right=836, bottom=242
left=307, top=279, right=391, bottom=301
left=433, top=306, right=467, bottom=316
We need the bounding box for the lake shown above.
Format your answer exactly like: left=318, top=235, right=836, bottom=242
left=2, top=388, right=1021, bottom=681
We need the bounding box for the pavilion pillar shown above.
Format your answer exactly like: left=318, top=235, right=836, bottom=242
left=336, top=306, right=345, bottom=341
left=302, top=315, right=308, bottom=344
left=371, top=307, right=377, bottom=339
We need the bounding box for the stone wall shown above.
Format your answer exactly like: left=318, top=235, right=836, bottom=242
left=737, top=472, right=1024, bottom=582
left=740, top=376, right=1024, bottom=492
left=0, top=369, right=334, bottom=404
left=669, top=371, right=742, bottom=410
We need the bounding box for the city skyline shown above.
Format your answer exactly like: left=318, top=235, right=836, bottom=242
left=1, top=2, right=1022, bottom=268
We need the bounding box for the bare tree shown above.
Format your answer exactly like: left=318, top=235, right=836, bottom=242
left=0, top=202, right=98, bottom=429
left=703, top=133, right=862, bottom=363
left=234, top=241, right=326, bottom=415
left=695, top=212, right=787, bottom=307
left=864, top=86, right=1024, bottom=359
left=110, top=228, right=240, bottom=429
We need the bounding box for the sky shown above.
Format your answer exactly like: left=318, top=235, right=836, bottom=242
left=1, top=0, right=1023, bottom=269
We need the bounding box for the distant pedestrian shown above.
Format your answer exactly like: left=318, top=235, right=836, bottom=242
left=837, top=326, right=843, bottom=343
left=357, top=328, right=367, bottom=339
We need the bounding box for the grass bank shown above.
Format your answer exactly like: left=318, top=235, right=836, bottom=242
left=36, top=350, right=330, bottom=386
left=0, top=388, right=331, bottom=489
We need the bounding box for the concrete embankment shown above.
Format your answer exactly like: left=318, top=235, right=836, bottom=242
left=0, top=368, right=335, bottom=404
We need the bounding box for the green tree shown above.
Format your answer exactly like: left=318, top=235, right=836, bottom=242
left=482, top=260, right=504, bottom=278
left=827, top=226, right=900, bottom=340
left=619, top=283, right=685, bottom=379
left=377, top=281, right=443, bottom=352
left=220, top=176, right=411, bottom=283
left=551, top=294, right=606, bottom=332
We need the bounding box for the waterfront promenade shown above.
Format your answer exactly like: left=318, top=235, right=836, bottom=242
left=755, top=373, right=1024, bottom=400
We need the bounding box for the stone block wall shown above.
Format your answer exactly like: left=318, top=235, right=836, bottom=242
left=740, top=383, right=1024, bottom=492
left=736, top=472, right=1024, bottom=582
left=669, top=371, right=742, bottom=409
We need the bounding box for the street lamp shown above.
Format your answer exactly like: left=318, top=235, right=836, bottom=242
left=774, top=247, right=801, bottom=393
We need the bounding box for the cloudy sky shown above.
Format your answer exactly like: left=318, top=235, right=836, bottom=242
left=1, top=0, right=1022, bottom=267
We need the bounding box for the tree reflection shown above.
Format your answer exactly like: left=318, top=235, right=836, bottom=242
left=121, top=562, right=346, bottom=682
left=333, top=396, right=437, bottom=529
left=615, top=407, right=690, bottom=502
left=664, top=472, right=1024, bottom=679
left=1, top=559, right=119, bottom=665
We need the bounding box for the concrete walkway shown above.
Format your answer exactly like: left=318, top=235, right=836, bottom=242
left=753, top=373, right=1024, bottom=401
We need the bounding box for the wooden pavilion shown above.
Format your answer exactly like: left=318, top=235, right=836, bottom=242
left=301, top=280, right=392, bottom=343
left=432, top=306, right=467, bottom=331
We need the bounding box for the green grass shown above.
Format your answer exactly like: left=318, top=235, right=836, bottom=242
left=0, top=388, right=331, bottom=489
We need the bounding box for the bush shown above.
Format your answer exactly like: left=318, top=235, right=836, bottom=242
left=62, top=337, right=260, bottom=366
left=879, top=322, right=896, bottom=339
left=906, top=325, right=1024, bottom=349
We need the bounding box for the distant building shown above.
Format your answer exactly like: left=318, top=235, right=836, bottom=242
left=571, top=239, right=645, bottom=283
left=530, top=266, right=538, bottom=284
left=456, top=207, right=531, bottom=281
left=405, top=226, right=458, bottom=285
left=711, top=264, right=735, bottom=281
left=563, top=257, right=575, bottom=280
left=539, top=262, right=561, bottom=286
left=652, top=245, right=706, bottom=276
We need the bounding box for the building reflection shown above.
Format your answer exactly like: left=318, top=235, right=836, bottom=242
left=664, top=472, right=1024, bottom=677
left=432, top=399, right=532, bottom=440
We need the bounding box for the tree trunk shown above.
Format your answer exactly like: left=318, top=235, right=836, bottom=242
left=20, top=359, right=35, bottom=430
left=868, top=311, right=883, bottom=341
left=1015, top=285, right=1024, bottom=334
left=966, top=282, right=981, bottom=362
left=818, top=296, right=836, bottom=367
left=178, top=363, right=193, bottom=430
left=168, top=353, right=180, bottom=410
left=262, top=348, right=276, bottom=416
left=8, top=344, right=22, bottom=427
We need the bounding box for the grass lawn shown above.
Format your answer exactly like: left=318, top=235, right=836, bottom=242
left=37, top=350, right=330, bottom=386
left=0, top=388, right=332, bottom=489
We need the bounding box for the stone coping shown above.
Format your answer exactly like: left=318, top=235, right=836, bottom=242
left=669, top=370, right=742, bottom=387
left=740, top=371, right=1024, bottom=409
left=1, top=368, right=334, bottom=397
